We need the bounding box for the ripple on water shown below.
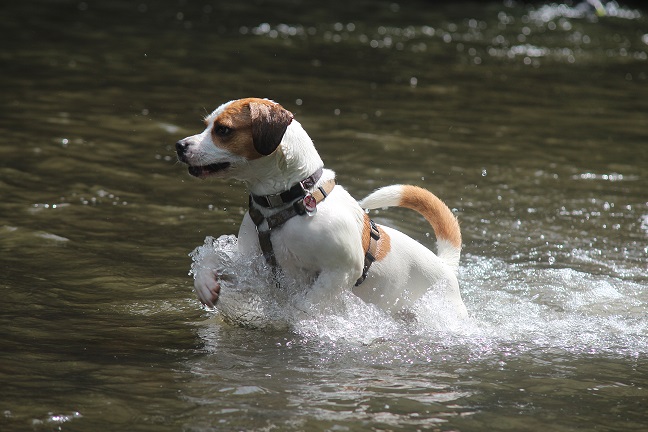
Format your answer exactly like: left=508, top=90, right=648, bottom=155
left=239, top=2, right=645, bottom=68
left=30, top=412, right=83, bottom=429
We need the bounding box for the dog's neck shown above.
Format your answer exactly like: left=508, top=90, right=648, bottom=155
left=239, top=120, right=324, bottom=196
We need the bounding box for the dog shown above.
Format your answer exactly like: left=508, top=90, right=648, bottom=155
left=176, top=98, right=468, bottom=319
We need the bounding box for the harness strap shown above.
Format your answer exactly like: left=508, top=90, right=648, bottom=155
left=248, top=172, right=380, bottom=287
left=251, top=168, right=323, bottom=209
left=355, top=219, right=381, bottom=286
left=257, top=229, right=277, bottom=268
left=248, top=177, right=336, bottom=270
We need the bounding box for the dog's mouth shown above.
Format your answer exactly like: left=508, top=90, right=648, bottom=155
left=187, top=162, right=231, bottom=178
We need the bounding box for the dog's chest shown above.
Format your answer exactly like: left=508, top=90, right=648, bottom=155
left=271, top=214, right=336, bottom=271
left=265, top=199, right=363, bottom=274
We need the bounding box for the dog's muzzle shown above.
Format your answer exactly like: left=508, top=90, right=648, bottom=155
left=175, top=139, right=231, bottom=177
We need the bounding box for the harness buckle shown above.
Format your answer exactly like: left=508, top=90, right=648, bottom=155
left=263, top=194, right=285, bottom=208
left=299, top=176, right=316, bottom=191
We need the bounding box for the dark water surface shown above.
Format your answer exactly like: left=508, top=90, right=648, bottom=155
left=2, top=0, right=647, bottom=430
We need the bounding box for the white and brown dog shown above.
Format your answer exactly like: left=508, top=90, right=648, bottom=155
left=176, top=98, right=468, bottom=318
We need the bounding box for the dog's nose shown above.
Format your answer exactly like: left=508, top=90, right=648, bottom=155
left=176, top=139, right=191, bottom=163
left=175, top=139, right=188, bottom=155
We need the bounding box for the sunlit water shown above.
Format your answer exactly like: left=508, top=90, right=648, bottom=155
left=1, top=0, right=647, bottom=431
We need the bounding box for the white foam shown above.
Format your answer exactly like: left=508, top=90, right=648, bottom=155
left=456, top=255, right=648, bottom=357
left=189, top=235, right=648, bottom=356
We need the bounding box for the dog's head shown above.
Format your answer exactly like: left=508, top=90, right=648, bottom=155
left=176, top=98, right=294, bottom=178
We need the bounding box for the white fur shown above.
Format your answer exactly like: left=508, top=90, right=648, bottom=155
left=358, top=184, right=403, bottom=209
left=359, top=185, right=461, bottom=272
left=178, top=99, right=467, bottom=319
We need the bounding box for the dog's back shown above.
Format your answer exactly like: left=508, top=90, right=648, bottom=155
left=356, top=185, right=466, bottom=317
left=359, top=185, right=461, bottom=269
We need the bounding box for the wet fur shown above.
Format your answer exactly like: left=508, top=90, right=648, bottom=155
left=176, top=98, right=467, bottom=318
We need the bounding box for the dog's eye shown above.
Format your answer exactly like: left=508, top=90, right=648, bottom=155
left=214, top=125, right=232, bottom=137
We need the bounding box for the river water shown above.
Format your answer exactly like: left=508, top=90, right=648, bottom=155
left=1, top=0, right=647, bottom=430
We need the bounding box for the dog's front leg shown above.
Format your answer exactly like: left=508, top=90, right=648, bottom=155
left=299, top=269, right=355, bottom=313
left=190, top=235, right=241, bottom=308
left=192, top=251, right=223, bottom=308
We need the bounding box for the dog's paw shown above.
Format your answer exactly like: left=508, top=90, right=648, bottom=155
left=194, top=268, right=221, bottom=308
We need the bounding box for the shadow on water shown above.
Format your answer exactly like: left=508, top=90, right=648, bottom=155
left=1, top=0, right=647, bottom=430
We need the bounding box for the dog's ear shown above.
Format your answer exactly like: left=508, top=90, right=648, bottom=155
left=249, top=101, right=293, bottom=156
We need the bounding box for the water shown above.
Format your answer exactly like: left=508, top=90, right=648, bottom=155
left=1, top=0, right=647, bottom=430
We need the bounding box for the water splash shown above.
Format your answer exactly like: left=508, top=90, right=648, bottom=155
left=461, top=255, right=646, bottom=355
left=190, top=235, right=648, bottom=357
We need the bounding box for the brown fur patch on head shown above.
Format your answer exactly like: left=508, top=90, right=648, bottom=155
left=249, top=100, right=294, bottom=155
left=210, top=98, right=293, bottom=160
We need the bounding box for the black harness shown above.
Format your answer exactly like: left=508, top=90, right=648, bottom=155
left=355, top=219, right=380, bottom=286
left=247, top=168, right=379, bottom=286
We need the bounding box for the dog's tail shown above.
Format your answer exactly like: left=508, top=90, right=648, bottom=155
left=358, top=185, right=461, bottom=270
